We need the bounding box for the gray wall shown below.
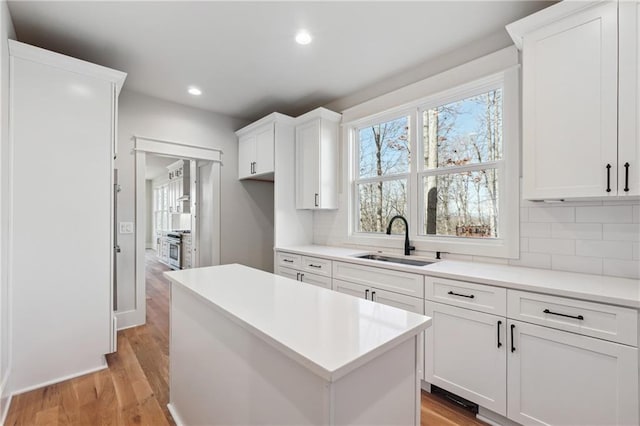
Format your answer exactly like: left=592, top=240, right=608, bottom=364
left=0, top=0, right=14, bottom=410
left=116, top=90, right=274, bottom=317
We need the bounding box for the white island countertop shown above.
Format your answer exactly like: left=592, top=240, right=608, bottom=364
left=165, top=264, right=431, bottom=381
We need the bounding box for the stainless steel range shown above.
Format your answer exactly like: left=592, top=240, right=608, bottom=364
left=166, top=232, right=182, bottom=270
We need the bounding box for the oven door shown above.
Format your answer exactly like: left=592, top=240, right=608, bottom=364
left=169, top=240, right=181, bottom=268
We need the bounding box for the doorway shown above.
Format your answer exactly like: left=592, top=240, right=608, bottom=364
left=125, top=136, right=222, bottom=328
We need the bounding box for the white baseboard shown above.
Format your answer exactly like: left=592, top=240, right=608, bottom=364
left=115, top=309, right=145, bottom=330
left=10, top=357, right=108, bottom=397
left=477, top=406, right=521, bottom=426
left=0, top=370, right=12, bottom=426
left=167, top=403, right=184, bottom=426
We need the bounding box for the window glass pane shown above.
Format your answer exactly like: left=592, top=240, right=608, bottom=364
left=423, top=89, right=502, bottom=170
left=359, top=116, right=410, bottom=178
left=357, top=179, right=408, bottom=234
left=423, top=169, right=498, bottom=238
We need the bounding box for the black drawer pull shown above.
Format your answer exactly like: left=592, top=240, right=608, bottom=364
left=448, top=291, right=475, bottom=299
left=624, top=162, right=630, bottom=192
left=308, top=264, right=322, bottom=268
left=543, top=309, right=584, bottom=320
left=314, top=193, right=319, bottom=207
left=371, top=291, right=376, bottom=301
left=497, top=320, right=502, bottom=348
left=510, top=324, right=516, bottom=353
left=365, top=289, right=369, bottom=300
left=283, top=259, right=294, bottom=263
left=606, top=164, right=612, bottom=192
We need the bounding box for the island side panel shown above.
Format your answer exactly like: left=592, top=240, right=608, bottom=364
left=169, top=282, right=330, bottom=425
left=331, top=336, right=420, bottom=426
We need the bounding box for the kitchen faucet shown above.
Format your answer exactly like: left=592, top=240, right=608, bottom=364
left=386, top=215, right=415, bottom=256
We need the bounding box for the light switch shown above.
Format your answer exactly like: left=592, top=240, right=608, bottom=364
left=119, top=222, right=134, bottom=234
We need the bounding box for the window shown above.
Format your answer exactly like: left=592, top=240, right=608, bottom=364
left=420, top=88, right=502, bottom=239
left=349, top=71, right=519, bottom=258
left=354, top=115, right=410, bottom=234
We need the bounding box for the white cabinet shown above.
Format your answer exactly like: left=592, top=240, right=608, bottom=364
left=8, top=41, right=126, bottom=390
left=507, top=1, right=637, bottom=199
left=295, top=107, right=341, bottom=209
left=424, top=301, right=507, bottom=415
left=507, top=319, right=638, bottom=426
left=237, top=122, right=275, bottom=180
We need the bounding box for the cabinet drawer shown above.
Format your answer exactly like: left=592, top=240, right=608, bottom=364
left=277, top=265, right=300, bottom=282
left=276, top=251, right=301, bottom=268
left=372, top=288, right=423, bottom=315
left=333, top=261, right=424, bottom=298
left=300, top=255, right=331, bottom=277
left=425, top=276, right=506, bottom=316
left=507, top=290, right=638, bottom=346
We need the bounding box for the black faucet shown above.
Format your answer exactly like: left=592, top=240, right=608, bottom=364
left=386, top=215, right=415, bottom=256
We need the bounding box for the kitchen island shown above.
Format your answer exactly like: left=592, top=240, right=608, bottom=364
left=164, top=264, right=431, bottom=425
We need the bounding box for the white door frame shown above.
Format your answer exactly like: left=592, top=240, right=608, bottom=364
left=118, top=136, right=222, bottom=329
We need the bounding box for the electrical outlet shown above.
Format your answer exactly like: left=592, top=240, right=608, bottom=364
left=119, top=222, right=134, bottom=234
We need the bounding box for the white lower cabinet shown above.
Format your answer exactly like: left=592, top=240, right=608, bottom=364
left=507, top=319, right=639, bottom=426
left=333, top=279, right=423, bottom=314
left=424, top=301, right=507, bottom=416
left=277, top=265, right=331, bottom=289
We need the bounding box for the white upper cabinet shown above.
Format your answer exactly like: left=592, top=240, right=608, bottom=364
left=619, top=0, right=640, bottom=196
left=295, top=107, right=341, bottom=209
left=237, top=122, right=274, bottom=180
left=507, top=1, right=637, bottom=199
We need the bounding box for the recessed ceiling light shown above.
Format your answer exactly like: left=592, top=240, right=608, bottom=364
left=295, top=30, right=312, bottom=45
left=188, top=86, right=202, bottom=96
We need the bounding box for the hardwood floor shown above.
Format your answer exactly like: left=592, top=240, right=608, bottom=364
left=5, top=251, right=486, bottom=425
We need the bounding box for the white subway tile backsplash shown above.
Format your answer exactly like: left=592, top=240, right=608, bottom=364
left=603, top=259, right=640, bottom=279
left=552, top=255, right=603, bottom=275
left=603, top=224, right=640, bottom=242
left=520, top=207, right=529, bottom=223
left=633, top=243, right=639, bottom=261
left=551, top=223, right=602, bottom=240
left=508, top=252, right=552, bottom=269
left=520, top=237, right=529, bottom=252
left=528, top=206, right=575, bottom=223
left=521, top=222, right=551, bottom=238
left=576, top=240, right=633, bottom=260
left=575, top=205, right=634, bottom=223
left=529, top=238, right=575, bottom=255
left=634, top=205, right=640, bottom=223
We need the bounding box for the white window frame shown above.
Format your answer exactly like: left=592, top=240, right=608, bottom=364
left=347, top=69, right=520, bottom=258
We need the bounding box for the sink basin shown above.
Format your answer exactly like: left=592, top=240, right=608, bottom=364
left=355, top=254, right=434, bottom=267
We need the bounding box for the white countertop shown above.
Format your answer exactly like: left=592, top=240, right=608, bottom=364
left=164, top=264, right=431, bottom=381
left=276, top=245, right=640, bottom=309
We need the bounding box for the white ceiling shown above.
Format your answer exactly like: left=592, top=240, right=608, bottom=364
left=7, top=1, right=553, bottom=122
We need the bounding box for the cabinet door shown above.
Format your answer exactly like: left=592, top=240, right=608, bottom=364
left=295, top=119, right=321, bottom=209
left=299, top=272, right=331, bottom=290
left=238, top=134, right=255, bottom=179
left=507, top=320, right=639, bottom=426
left=254, top=123, right=274, bottom=175
left=332, top=279, right=368, bottom=299
left=619, top=1, right=640, bottom=196
left=277, top=266, right=300, bottom=282
left=425, top=301, right=507, bottom=415
left=371, top=288, right=423, bottom=314
left=522, top=2, right=618, bottom=199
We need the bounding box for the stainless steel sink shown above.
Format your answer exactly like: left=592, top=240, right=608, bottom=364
left=355, top=254, right=434, bottom=267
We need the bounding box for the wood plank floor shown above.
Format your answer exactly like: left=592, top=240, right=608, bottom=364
left=5, top=251, right=486, bottom=425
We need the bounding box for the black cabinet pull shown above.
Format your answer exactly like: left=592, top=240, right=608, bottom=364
left=606, top=164, right=612, bottom=192
left=624, top=162, right=630, bottom=192
left=296, top=272, right=300, bottom=280
left=314, top=193, right=319, bottom=207
left=371, top=291, right=376, bottom=301
left=365, top=289, right=369, bottom=300
left=299, top=273, right=304, bottom=281
left=497, top=320, right=502, bottom=348
left=543, top=309, right=584, bottom=320
left=283, top=259, right=293, bottom=263
left=510, top=324, right=516, bottom=353
left=308, top=264, right=321, bottom=268
left=448, top=290, right=475, bottom=299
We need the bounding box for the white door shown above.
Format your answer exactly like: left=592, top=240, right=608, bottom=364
left=522, top=1, right=618, bottom=199
left=254, top=123, right=275, bottom=175
left=507, top=319, right=639, bottom=426
left=295, top=119, right=321, bottom=209
left=238, top=134, right=255, bottom=179
left=332, top=279, right=368, bottom=299
left=424, top=301, right=507, bottom=415
left=619, top=1, right=640, bottom=196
